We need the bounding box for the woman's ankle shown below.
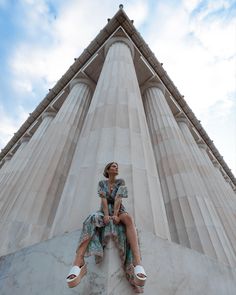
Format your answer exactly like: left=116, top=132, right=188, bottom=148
left=133, top=259, right=141, bottom=267
left=73, top=255, right=85, bottom=267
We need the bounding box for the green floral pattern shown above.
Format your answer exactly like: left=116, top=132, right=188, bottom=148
left=76, top=179, right=144, bottom=293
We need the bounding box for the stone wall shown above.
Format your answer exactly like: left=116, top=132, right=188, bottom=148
left=0, top=229, right=235, bottom=295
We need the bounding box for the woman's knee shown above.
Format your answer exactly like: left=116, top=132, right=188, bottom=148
left=121, top=213, right=134, bottom=226
left=115, top=196, right=122, bottom=203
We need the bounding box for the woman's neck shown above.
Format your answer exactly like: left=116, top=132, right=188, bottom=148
left=108, top=175, right=116, bottom=184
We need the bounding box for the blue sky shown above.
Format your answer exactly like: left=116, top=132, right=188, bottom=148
left=0, top=0, right=235, bottom=175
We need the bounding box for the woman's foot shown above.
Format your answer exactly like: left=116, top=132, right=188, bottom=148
left=66, top=263, right=87, bottom=288
left=133, top=265, right=147, bottom=287
left=67, top=256, right=85, bottom=280
left=133, top=261, right=146, bottom=278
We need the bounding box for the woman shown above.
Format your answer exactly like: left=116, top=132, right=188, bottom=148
left=66, top=162, right=147, bottom=292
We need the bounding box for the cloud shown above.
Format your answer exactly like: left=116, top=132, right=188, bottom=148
left=0, top=0, right=235, bottom=175
left=0, top=103, right=28, bottom=150
left=182, top=0, right=202, bottom=12
left=125, top=0, right=149, bottom=27
left=1, top=0, right=149, bottom=148
left=9, top=1, right=112, bottom=89
left=201, top=97, right=236, bottom=174
left=8, top=0, right=150, bottom=97
left=145, top=1, right=235, bottom=108
left=143, top=0, right=236, bottom=174
left=0, top=0, right=7, bottom=8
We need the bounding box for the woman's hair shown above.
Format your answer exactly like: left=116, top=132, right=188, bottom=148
left=103, top=162, right=118, bottom=178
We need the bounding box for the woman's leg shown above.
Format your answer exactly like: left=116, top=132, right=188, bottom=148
left=119, top=213, right=141, bottom=266
left=119, top=213, right=146, bottom=282
left=67, top=237, right=91, bottom=280
left=74, top=237, right=91, bottom=265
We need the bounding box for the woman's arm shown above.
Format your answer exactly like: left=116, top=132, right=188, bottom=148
left=113, top=196, right=122, bottom=217
left=98, top=180, right=110, bottom=225
left=101, top=197, right=109, bottom=216
left=114, top=178, right=127, bottom=216
left=112, top=196, right=122, bottom=224
left=101, top=198, right=110, bottom=225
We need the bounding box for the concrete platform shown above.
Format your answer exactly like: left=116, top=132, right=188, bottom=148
left=0, top=229, right=236, bottom=295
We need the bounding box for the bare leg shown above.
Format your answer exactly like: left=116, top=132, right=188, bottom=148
left=67, top=237, right=91, bottom=279
left=119, top=213, right=146, bottom=282
left=119, top=213, right=141, bottom=266
left=74, top=237, right=91, bottom=265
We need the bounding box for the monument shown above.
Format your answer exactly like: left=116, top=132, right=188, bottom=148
left=0, top=5, right=236, bottom=295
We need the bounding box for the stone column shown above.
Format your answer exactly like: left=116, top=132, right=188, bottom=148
left=199, top=147, right=236, bottom=213
left=0, top=153, right=15, bottom=174
left=50, top=37, right=170, bottom=242
left=0, top=136, right=30, bottom=187
left=0, top=112, right=55, bottom=212
left=142, top=82, right=236, bottom=266
left=0, top=79, right=93, bottom=256
left=194, top=143, right=236, bottom=253
left=0, top=153, right=13, bottom=170
left=222, top=174, right=236, bottom=198
left=176, top=116, right=236, bottom=265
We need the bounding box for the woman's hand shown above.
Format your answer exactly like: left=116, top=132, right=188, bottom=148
left=103, top=215, right=110, bottom=225
left=100, top=191, right=106, bottom=198
left=112, top=215, right=120, bottom=224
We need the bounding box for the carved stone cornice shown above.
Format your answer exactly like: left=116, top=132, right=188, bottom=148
left=141, top=81, right=166, bottom=96
left=41, top=111, right=56, bottom=120
left=197, top=142, right=208, bottom=151
left=104, top=36, right=135, bottom=59
left=175, top=113, right=191, bottom=127
left=212, top=159, right=221, bottom=169
left=69, top=77, right=96, bottom=92
left=0, top=6, right=235, bottom=185
left=19, top=135, right=31, bottom=144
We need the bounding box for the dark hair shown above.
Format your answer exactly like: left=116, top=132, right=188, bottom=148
left=103, top=162, right=118, bottom=178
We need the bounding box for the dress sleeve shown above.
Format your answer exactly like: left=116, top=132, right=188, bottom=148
left=116, top=179, right=128, bottom=198
left=98, top=180, right=106, bottom=198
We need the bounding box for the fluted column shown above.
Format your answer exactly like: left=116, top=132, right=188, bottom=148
left=222, top=174, right=236, bottom=198
left=142, top=82, right=236, bottom=266
left=0, top=151, right=19, bottom=179
left=0, top=153, right=13, bottom=169
left=0, top=112, right=56, bottom=187
left=0, top=136, right=30, bottom=187
left=176, top=116, right=236, bottom=265
left=193, top=143, right=236, bottom=251
left=211, top=157, right=236, bottom=228
left=50, top=37, right=170, bottom=241
left=0, top=112, right=55, bottom=212
left=199, top=146, right=236, bottom=214
left=0, top=79, right=93, bottom=256
left=0, top=154, right=13, bottom=187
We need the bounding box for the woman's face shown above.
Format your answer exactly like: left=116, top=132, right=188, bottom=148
left=108, top=162, right=118, bottom=176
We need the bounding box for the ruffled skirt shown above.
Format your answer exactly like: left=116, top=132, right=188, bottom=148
left=76, top=210, right=144, bottom=293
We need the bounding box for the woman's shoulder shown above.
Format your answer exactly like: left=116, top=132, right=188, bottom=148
left=116, top=178, right=125, bottom=185
left=98, top=179, right=107, bottom=186
left=98, top=178, right=125, bottom=185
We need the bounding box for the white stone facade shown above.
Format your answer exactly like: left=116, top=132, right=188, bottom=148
left=0, top=6, right=235, bottom=295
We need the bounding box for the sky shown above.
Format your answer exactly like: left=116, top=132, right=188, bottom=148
left=0, top=0, right=235, bottom=176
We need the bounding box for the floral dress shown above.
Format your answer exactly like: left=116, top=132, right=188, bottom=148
left=76, top=178, right=144, bottom=293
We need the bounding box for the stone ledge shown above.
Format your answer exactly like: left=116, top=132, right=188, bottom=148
left=0, top=229, right=235, bottom=295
